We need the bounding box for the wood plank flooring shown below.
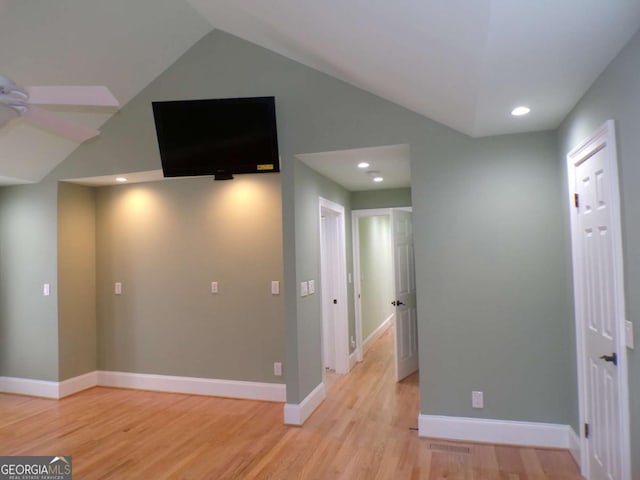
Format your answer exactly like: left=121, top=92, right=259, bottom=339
left=0, top=329, right=583, bottom=479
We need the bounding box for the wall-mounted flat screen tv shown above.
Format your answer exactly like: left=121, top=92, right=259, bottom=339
left=152, top=96, right=279, bottom=180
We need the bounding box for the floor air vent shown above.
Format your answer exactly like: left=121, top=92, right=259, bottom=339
left=429, top=443, right=471, bottom=455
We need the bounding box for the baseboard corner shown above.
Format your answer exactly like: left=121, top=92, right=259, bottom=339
left=59, top=371, right=98, bottom=398
left=284, top=382, right=326, bottom=426
left=2, top=371, right=285, bottom=403
left=349, top=351, right=358, bottom=370
left=568, top=426, right=581, bottom=465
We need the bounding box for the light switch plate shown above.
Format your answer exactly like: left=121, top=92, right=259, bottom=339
left=271, top=281, right=280, bottom=295
left=625, top=320, right=634, bottom=349
left=43, top=283, right=50, bottom=296
left=308, top=280, right=315, bottom=295
left=472, top=391, right=484, bottom=409
left=114, top=282, right=122, bottom=295
left=211, top=281, right=218, bottom=294
left=300, top=281, right=308, bottom=297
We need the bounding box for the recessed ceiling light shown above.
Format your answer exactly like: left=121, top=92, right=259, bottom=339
left=115, top=177, right=128, bottom=183
left=511, top=106, right=530, bottom=116
left=357, top=162, right=370, bottom=169
left=373, top=176, right=384, bottom=183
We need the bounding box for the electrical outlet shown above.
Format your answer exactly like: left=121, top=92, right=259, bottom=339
left=114, top=282, right=122, bottom=295
left=472, top=391, right=484, bottom=409
left=211, top=281, right=219, bottom=294
left=274, top=362, right=282, bottom=376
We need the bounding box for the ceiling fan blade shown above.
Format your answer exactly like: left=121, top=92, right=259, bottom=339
left=22, top=106, right=100, bottom=142
left=25, top=85, right=119, bottom=107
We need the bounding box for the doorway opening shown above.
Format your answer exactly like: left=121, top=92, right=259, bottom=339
left=352, top=208, right=418, bottom=382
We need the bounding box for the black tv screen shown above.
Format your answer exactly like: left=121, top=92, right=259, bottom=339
left=152, top=96, right=279, bottom=178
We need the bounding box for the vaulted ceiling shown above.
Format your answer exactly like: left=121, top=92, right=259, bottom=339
left=1, top=0, right=639, bottom=186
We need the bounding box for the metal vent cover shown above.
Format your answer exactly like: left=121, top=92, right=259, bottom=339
left=428, top=443, right=471, bottom=455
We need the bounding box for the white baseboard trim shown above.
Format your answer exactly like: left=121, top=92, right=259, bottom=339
left=568, top=427, right=581, bottom=465
left=418, top=415, right=580, bottom=451
left=97, top=371, right=286, bottom=402
left=0, top=371, right=97, bottom=399
left=0, top=376, right=61, bottom=399
left=284, top=382, right=326, bottom=426
left=1, top=371, right=286, bottom=403
left=349, top=351, right=358, bottom=370
left=363, top=313, right=394, bottom=353
left=59, top=371, right=98, bottom=398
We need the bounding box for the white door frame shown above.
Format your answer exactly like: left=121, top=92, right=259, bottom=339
left=319, top=197, right=349, bottom=375
left=567, top=119, right=631, bottom=479
left=352, top=207, right=412, bottom=364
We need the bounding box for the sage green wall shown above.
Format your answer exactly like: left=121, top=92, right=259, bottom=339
left=15, top=29, right=573, bottom=426
left=58, top=183, right=97, bottom=380
left=0, top=182, right=59, bottom=381
left=413, top=132, right=574, bottom=424
left=358, top=216, right=394, bottom=340
left=558, top=27, right=640, bottom=476
left=351, top=188, right=411, bottom=210
left=287, top=160, right=354, bottom=400
left=95, top=175, right=284, bottom=382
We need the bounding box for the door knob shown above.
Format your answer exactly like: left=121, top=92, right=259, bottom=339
left=599, top=352, right=618, bottom=366
left=391, top=300, right=405, bottom=306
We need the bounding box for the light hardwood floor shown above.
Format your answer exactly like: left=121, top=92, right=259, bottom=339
left=0, top=329, right=583, bottom=479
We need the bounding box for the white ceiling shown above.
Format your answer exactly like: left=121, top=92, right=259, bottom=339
left=189, top=0, right=640, bottom=137
left=1, top=0, right=639, bottom=188
left=297, top=145, right=411, bottom=191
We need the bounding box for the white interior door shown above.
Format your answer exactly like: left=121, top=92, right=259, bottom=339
left=319, top=198, right=349, bottom=375
left=391, top=209, right=418, bottom=381
left=568, top=120, right=630, bottom=480
left=576, top=148, right=620, bottom=480
left=320, top=215, right=336, bottom=371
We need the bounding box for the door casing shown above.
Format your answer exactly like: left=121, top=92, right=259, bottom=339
left=567, top=119, right=631, bottom=479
